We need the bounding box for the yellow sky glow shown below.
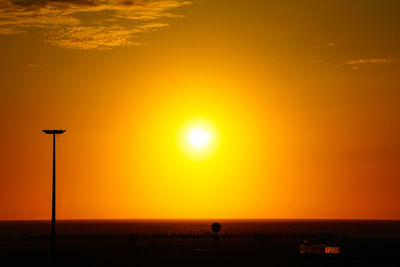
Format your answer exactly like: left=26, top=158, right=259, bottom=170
left=0, top=0, right=399, bottom=220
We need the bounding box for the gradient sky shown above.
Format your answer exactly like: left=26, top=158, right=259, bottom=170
left=0, top=0, right=399, bottom=220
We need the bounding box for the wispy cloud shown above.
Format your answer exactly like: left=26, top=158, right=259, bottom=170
left=0, top=0, right=191, bottom=50
left=137, top=22, right=169, bottom=31
left=346, top=58, right=398, bottom=70
left=46, top=26, right=142, bottom=50
left=313, top=42, right=335, bottom=48
left=345, top=58, right=398, bottom=65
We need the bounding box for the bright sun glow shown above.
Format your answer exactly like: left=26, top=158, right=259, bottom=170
left=189, top=128, right=208, bottom=147
left=178, top=118, right=218, bottom=160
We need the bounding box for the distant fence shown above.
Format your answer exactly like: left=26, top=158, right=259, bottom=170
left=130, top=232, right=339, bottom=240
left=20, top=231, right=339, bottom=241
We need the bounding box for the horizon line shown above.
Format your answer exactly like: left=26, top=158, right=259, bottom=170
left=1, top=217, right=400, bottom=222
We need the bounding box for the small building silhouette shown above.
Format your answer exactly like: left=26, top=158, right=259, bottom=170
left=325, top=246, right=341, bottom=254
left=299, top=240, right=341, bottom=255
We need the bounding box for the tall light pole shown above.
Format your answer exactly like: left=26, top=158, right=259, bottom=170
left=43, top=129, right=65, bottom=266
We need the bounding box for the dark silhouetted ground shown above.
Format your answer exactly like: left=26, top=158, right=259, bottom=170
left=1, top=234, right=399, bottom=266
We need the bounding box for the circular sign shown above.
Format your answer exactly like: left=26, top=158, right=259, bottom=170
left=211, top=222, right=221, bottom=233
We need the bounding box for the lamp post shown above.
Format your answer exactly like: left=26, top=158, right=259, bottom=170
left=43, top=129, right=65, bottom=266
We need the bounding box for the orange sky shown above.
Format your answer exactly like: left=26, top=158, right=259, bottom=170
left=0, top=0, right=399, bottom=220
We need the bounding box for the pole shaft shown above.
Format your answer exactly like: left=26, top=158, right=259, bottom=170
left=51, top=133, right=56, bottom=265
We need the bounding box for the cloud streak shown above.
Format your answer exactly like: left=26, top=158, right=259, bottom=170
left=345, top=58, right=398, bottom=70
left=0, top=0, right=191, bottom=49
left=313, top=42, right=335, bottom=48
left=345, top=58, right=398, bottom=65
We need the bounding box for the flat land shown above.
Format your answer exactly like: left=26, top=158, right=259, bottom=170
left=1, top=235, right=399, bottom=266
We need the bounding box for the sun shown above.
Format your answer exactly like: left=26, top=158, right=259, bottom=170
left=189, top=128, right=208, bottom=147
left=178, top=118, right=219, bottom=160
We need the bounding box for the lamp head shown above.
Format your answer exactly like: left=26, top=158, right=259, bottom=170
left=43, top=129, right=66, bottom=134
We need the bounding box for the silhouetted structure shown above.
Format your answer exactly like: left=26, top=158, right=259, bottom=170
left=43, top=129, right=66, bottom=266
left=211, top=222, right=221, bottom=233
left=299, top=240, right=341, bottom=255
left=211, top=222, right=221, bottom=243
